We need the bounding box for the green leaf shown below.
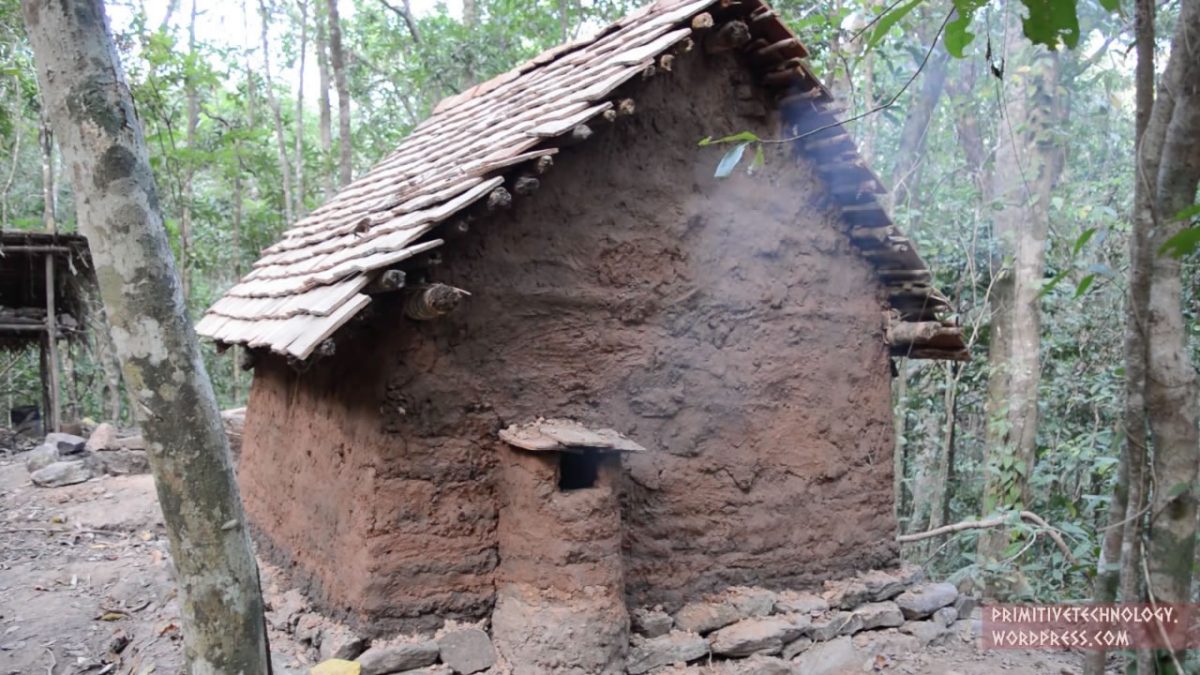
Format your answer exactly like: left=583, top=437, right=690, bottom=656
left=1038, top=268, right=1069, bottom=297
left=1158, top=227, right=1200, bottom=258
left=944, top=0, right=988, bottom=57
left=715, top=143, right=748, bottom=178
left=699, top=131, right=761, bottom=147
left=867, top=0, right=925, bottom=49
left=751, top=144, right=766, bottom=171
left=1174, top=203, right=1200, bottom=222
left=1072, top=227, right=1097, bottom=256
left=1097, top=0, right=1121, bottom=12
left=1020, top=0, right=1081, bottom=50
left=1166, top=482, right=1192, bottom=500
left=1073, top=273, right=1096, bottom=298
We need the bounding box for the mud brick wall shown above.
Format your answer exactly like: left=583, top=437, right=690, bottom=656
left=238, top=49, right=895, bottom=632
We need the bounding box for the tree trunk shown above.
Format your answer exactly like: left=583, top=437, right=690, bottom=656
left=259, top=0, right=296, bottom=226
left=978, top=19, right=1065, bottom=597
left=38, top=119, right=60, bottom=433
left=890, top=45, right=950, bottom=209
left=180, top=0, right=199, bottom=303
left=1142, top=1, right=1200, bottom=664
left=315, top=0, right=333, bottom=199
left=20, top=2, right=271, bottom=673
left=1084, top=2, right=1156, bottom=671
left=293, top=0, right=308, bottom=218
left=326, top=0, right=352, bottom=187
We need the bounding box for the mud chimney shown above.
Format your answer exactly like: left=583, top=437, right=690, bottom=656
left=492, top=419, right=644, bottom=673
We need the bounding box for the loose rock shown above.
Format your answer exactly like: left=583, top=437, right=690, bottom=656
left=859, top=569, right=908, bottom=601
left=809, top=611, right=861, bottom=641
left=773, top=591, right=827, bottom=616
left=30, top=460, right=92, bottom=487
left=85, top=423, right=119, bottom=452
left=895, top=583, right=958, bottom=620
left=822, top=579, right=870, bottom=609
left=356, top=640, right=439, bottom=675
left=719, top=655, right=793, bottom=675
left=437, top=627, right=495, bottom=674
left=319, top=625, right=368, bottom=661
left=721, top=587, right=777, bottom=618
left=781, top=636, right=812, bottom=660
left=24, top=443, right=59, bottom=473
left=46, top=432, right=86, bottom=455
left=953, top=594, right=978, bottom=619
left=268, top=589, right=309, bottom=632
left=789, top=636, right=861, bottom=675
left=708, top=616, right=807, bottom=657
left=933, top=607, right=958, bottom=627
left=311, top=660, right=362, bottom=675
left=853, top=602, right=904, bottom=631
left=900, top=620, right=949, bottom=646
left=627, top=631, right=708, bottom=674
left=674, top=601, right=741, bottom=635
left=94, top=449, right=150, bottom=476
left=632, top=607, right=674, bottom=638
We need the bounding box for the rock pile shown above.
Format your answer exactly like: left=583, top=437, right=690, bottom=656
left=285, top=566, right=977, bottom=675
left=626, top=567, right=976, bottom=674
left=23, top=425, right=150, bottom=487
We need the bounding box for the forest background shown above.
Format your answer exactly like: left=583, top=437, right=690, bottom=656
left=0, top=0, right=1195, bottom=614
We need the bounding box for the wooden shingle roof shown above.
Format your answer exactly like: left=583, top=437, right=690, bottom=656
left=198, top=0, right=967, bottom=362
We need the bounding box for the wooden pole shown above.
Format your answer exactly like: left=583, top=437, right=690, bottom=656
left=44, top=252, right=59, bottom=432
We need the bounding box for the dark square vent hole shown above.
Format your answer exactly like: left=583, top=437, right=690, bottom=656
left=558, top=451, right=600, bottom=491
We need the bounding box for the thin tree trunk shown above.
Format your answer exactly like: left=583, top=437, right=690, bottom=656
left=1141, top=2, right=1200, bottom=667
left=315, top=0, right=333, bottom=198
left=1085, top=2, right=1157, bottom=670
left=890, top=46, right=950, bottom=209
left=180, top=0, right=198, bottom=302
left=38, top=120, right=60, bottom=433
left=326, top=0, right=352, bottom=187
left=20, top=3, right=271, bottom=673
left=259, top=0, right=296, bottom=225
left=978, top=19, right=1065, bottom=598
left=293, top=0, right=308, bottom=217
left=1, top=123, right=19, bottom=226
left=232, top=145, right=245, bottom=402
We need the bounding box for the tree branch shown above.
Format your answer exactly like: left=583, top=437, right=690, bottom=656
left=898, top=510, right=1079, bottom=565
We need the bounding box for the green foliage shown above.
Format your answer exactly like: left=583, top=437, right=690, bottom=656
left=1158, top=205, right=1200, bottom=258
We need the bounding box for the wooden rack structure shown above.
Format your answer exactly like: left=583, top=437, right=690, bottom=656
left=0, top=230, right=93, bottom=433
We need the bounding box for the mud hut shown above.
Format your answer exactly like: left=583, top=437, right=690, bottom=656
left=1, top=231, right=93, bottom=434
left=199, top=0, right=967, bottom=664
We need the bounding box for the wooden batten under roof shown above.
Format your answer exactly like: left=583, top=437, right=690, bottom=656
left=198, top=0, right=968, bottom=363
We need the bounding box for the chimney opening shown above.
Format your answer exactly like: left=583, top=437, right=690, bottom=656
left=558, top=451, right=600, bottom=491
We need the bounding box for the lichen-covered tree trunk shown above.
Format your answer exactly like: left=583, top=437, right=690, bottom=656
left=978, top=23, right=1065, bottom=596
left=20, top=1, right=271, bottom=673
left=326, top=0, right=352, bottom=187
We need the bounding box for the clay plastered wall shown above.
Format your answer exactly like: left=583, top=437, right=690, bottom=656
left=239, top=47, right=896, bottom=629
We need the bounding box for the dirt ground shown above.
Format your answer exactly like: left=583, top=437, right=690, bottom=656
left=0, top=452, right=1107, bottom=675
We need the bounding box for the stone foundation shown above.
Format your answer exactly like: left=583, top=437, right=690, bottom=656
left=273, top=565, right=980, bottom=675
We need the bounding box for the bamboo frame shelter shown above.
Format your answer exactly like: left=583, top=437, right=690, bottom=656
left=0, top=230, right=92, bottom=433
